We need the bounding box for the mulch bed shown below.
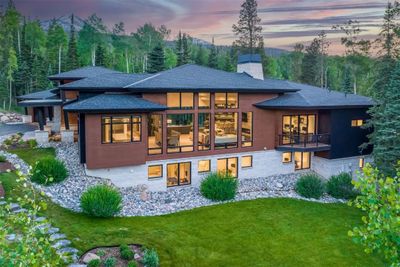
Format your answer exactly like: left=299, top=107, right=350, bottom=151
left=79, top=244, right=144, bottom=267
left=0, top=162, right=15, bottom=173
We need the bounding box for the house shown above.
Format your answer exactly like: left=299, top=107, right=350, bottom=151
left=18, top=55, right=373, bottom=191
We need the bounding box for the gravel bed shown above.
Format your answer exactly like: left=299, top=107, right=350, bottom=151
left=1, top=143, right=345, bottom=217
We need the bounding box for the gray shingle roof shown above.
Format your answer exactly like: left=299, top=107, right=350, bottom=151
left=48, top=66, right=122, bottom=80
left=59, top=73, right=152, bottom=89
left=125, top=64, right=298, bottom=92
left=63, top=93, right=167, bottom=113
left=255, top=82, right=374, bottom=109
left=17, top=88, right=58, bottom=100
left=238, top=54, right=262, bottom=64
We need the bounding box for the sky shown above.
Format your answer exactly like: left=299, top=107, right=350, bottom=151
left=0, top=0, right=389, bottom=54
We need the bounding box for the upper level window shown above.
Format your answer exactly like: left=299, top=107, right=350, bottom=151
left=242, top=112, right=253, bottom=147
left=215, top=112, right=238, bottom=149
left=198, top=113, right=211, bottom=151
left=167, top=92, right=193, bottom=109
left=167, top=114, right=193, bottom=153
left=102, top=115, right=141, bottom=144
left=282, top=114, right=316, bottom=145
left=198, top=93, right=210, bottom=109
left=215, top=93, right=238, bottom=109
left=148, top=114, right=163, bottom=155
left=351, top=119, right=364, bottom=127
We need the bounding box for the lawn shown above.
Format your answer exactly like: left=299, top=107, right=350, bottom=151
left=0, top=148, right=386, bottom=267
left=8, top=147, right=55, bottom=166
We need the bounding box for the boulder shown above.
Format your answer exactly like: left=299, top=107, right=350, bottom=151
left=82, top=252, right=100, bottom=263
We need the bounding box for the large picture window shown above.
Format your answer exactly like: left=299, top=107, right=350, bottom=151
left=217, top=157, right=238, bottom=178
left=215, top=112, right=238, bottom=149
left=102, top=115, right=141, bottom=144
left=198, top=93, right=210, bottom=109
left=148, top=165, right=163, bottom=179
left=282, top=114, right=316, bottom=145
left=167, top=92, right=193, bottom=109
left=294, top=152, right=311, bottom=170
left=242, top=112, right=253, bottom=147
left=167, top=162, right=191, bottom=187
left=148, top=114, right=163, bottom=155
left=198, top=113, right=211, bottom=150
left=215, top=93, right=238, bottom=109
left=167, top=114, right=193, bottom=153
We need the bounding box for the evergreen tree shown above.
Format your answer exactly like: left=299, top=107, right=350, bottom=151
left=232, top=0, right=263, bottom=53
left=208, top=37, right=218, bottom=68
left=6, top=46, right=17, bottom=109
left=95, top=43, right=107, bottom=67
left=195, top=46, right=208, bottom=66
left=371, top=61, right=400, bottom=176
left=46, top=19, right=67, bottom=74
left=341, top=66, right=353, bottom=94
left=147, top=43, right=165, bottom=73
left=176, top=31, right=184, bottom=66
left=66, top=14, right=79, bottom=70
left=182, top=33, right=191, bottom=64
left=300, top=38, right=321, bottom=86
left=223, top=51, right=235, bottom=72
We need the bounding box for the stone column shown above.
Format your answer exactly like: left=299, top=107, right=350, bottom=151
left=35, top=130, right=49, bottom=145
left=61, top=130, right=74, bottom=143
left=52, top=106, right=61, bottom=133
left=21, top=115, right=32, bottom=123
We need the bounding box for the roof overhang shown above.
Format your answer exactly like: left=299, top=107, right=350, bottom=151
left=254, top=104, right=374, bottom=110
left=63, top=108, right=166, bottom=113
left=18, top=99, right=63, bottom=107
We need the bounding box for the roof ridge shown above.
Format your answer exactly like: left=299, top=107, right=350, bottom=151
left=123, top=73, right=161, bottom=88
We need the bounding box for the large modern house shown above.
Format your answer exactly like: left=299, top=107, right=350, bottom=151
left=18, top=55, right=373, bottom=191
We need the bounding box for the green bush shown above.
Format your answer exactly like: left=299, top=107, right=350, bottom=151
left=0, top=155, right=6, bottom=162
left=142, top=248, right=159, bottom=267
left=119, top=244, right=129, bottom=253
left=120, top=245, right=134, bottom=260
left=200, top=172, right=238, bottom=201
left=87, top=259, right=101, bottom=267
left=26, top=139, right=37, bottom=148
left=80, top=185, right=122, bottom=217
left=31, top=157, right=68, bottom=185
left=103, top=257, right=117, bottom=267
left=128, top=261, right=137, bottom=267
left=96, top=249, right=106, bottom=257
left=327, top=172, right=357, bottom=199
left=295, top=174, right=325, bottom=199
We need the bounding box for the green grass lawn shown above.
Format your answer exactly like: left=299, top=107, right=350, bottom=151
left=8, top=147, right=55, bottom=166
left=0, top=148, right=386, bottom=266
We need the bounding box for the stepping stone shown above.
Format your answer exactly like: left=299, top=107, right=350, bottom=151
left=50, top=233, right=66, bottom=241
left=13, top=208, right=27, bottom=214
left=9, top=203, right=20, bottom=211
left=0, top=201, right=7, bottom=205
left=57, top=247, right=78, bottom=255
left=6, top=234, right=16, bottom=241
left=52, top=239, right=71, bottom=249
left=47, top=227, right=59, bottom=234
left=68, top=264, right=86, bottom=267
left=34, top=223, right=51, bottom=230
left=34, top=217, right=46, bottom=222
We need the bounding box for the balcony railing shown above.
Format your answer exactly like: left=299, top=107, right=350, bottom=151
left=278, top=133, right=330, bottom=148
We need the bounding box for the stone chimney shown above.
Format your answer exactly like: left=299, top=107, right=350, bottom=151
left=237, top=54, right=264, bottom=80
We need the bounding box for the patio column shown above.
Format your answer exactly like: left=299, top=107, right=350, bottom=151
left=37, top=107, right=45, bottom=131
left=63, top=110, right=70, bottom=130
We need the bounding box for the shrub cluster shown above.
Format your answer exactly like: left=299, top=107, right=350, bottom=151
left=103, top=257, right=117, bottom=267
left=87, top=259, right=101, bottom=267
left=327, top=172, right=357, bottom=199
left=80, top=185, right=122, bottom=217
left=128, top=261, right=137, bottom=267
left=200, top=172, right=238, bottom=201
left=120, top=244, right=134, bottom=260
left=295, top=174, right=325, bottom=199
left=0, top=155, right=6, bottom=162
left=142, top=248, right=159, bottom=267
left=1, top=133, right=37, bottom=149
left=31, top=157, right=68, bottom=185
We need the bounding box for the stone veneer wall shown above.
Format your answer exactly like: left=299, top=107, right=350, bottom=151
left=311, top=155, right=372, bottom=179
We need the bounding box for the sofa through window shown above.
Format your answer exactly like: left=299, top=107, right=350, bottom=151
left=102, top=115, right=141, bottom=144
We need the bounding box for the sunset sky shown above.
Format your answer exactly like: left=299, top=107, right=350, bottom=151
left=0, top=0, right=388, bottom=54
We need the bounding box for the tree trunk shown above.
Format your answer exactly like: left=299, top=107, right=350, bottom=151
left=8, top=80, right=12, bottom=110
left=91, top=46, right=96, bottom=66
left=58, top=45, right=62, bottom=74
left=17, top=29, right=21, bottom=55
left=125, top=49, right=129, bottom=73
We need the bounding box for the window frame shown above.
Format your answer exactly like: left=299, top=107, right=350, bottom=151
left=167, top=92, right=194, bottom=110
left=214, top=92, right=239, bottom=109
left=241, top=155, right=253, bottom=168
left=217, top=157, right=238, bottom=178
left=198, top=113, right=211, bottom=151
left=351, top=119, right=364, bottom=127
left=282, top=152, right=292, bottom=163
left=214, top=112, right=238, bottom=150
left=147, top=114, right=163, bottom=155
left=198, top=92, right=211, bottom=109
left=167, top=113, right=194, bottom=154
left=101, top=115, right=142, bottom=144
left=198, top=159, right=211, bottom=173
left=148, top=165, right=163, bottom=179
left=294, top=152, right=311, bottom=170
left=167, top=162, right=192, bottom=187
left=241, top=111, right=253, bottom=147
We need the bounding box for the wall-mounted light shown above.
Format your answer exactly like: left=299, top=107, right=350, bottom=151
left=359, top=157, right=365, bottom=168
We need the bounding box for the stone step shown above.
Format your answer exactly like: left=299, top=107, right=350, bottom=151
left=34, top=223, right=51, bottom=230
left=57, top=247, right=79, bottom=255
left=9, top=203, right=20, bottom=211
left=50, top=233, right=66, bottom=241
left=68, top=263, right=86, bottom=267
left=52, top=239, right=71, bottom=249
left=13, top=208, right=27, bottom=214
left=6, top=234, right=16, bottom=241
left=47, top=227, right=59, bottom=234
left=34, top=216, right=46, bottom=222
left=0, top=200, right=7, bottom=205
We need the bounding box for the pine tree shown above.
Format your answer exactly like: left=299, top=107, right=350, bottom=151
left=223, top=52, right=235, bottom=72
left=182, top=33, right=191, bottom=64
left=95, top=43, right=107, bottom=67
left=208, top=37, right=218, bottom=68
left=147, top=43, right=165, bottom=73
left=371, top=61, right=400, bottom=176
left=176, top=31, right=184, bottom=66
left=66, top=14, right=79, bottom=70
left=300, top=38, right=321, bottom=86
left=46, top=19, right=67, bottom=74
left=341, top=66, right=353, bottom=94
left=232, top=0, right=263, bottom=53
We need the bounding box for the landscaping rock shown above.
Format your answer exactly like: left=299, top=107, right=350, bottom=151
left=6, top=234, right=16, bottom=241
left=47, top=227, right=59, bottom=234
left=50, top=233, right=66, bottom=241
left=34, top=216, right=46, bottom=222
left=9, top=203, right=20, bottom=211
left=82, top=253, right=100, bottom=264
left=57, top=247, right=79, bottom=255
left=52, top=239, right=71, bottom=249
left=0, top=112, right=22, bottom=123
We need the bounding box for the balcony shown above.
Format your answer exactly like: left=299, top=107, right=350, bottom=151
left=276, top=133, right=331, bottom=152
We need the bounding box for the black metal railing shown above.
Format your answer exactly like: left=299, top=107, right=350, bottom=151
left=278, top=133, right=330, bottom=148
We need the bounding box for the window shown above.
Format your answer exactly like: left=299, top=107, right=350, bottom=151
left=217, top=157, right=238, bottom=177
left=359, top=157, right=365, bottom=168
left=148, top=165, right=163, bottom=179
left=198, top=93, right=210, bottom=109
left=198, top=160, right=211, bottom=173
left=215, top=93, right=238, bottom=109
left=241, top=156, right=252, bottom=168
left=351, top=119, right=364, bottom=127
left=282, top=114, right=316, bottom=145
left=167, top=114, right=193, bottom=153
left=148, top=114, right=163, bottom=155
left=167, top=162, right=191, bottom=187
left=294, top=152, right=311, bottom=170
left=215, top=112, right=238, bottom=149
left=102, top=115, right=141, bottom=144
left=167, top=92, right=193, bottom=109
left=242, top=112, right=253, bottom=147
left=198, top=113, right=211, bottom=150
left=282, top=152, right=292, bottom=163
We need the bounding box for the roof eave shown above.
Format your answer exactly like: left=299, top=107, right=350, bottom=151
left=63, top=108, right=167, bottom=113
left=254, top=104, right=374, bottom=110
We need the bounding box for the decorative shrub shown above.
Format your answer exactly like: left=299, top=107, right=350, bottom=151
left=120, top=244, right=134, bottom=260
left=31, top=157, right=68, bottom=185
left=27, top=139, right=38, bottom=148
left=295, top=174, right=325, bottom=199
left=87, top=259, right=101, bottom=267
left=200, top=172, right=238, bottom=201
left=119, top=244, right=129, bottom=253
left=103, top=257, right=117, bottom=267
left=142, top=248, right=159, bottom=267
left=80, top=185, right=122, bottom=218
left=0, top=155, right=6, bottom=162
left=327, top=172, right=357, bottom=199
left=128, top=261, right=137, bottom=267
left=96, top=249, right=106, bottom=257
